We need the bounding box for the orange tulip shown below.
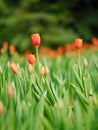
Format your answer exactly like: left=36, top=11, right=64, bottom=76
left=2, top=41, right=8, bottom=49
left=27, top=54, right=36, bottom=65
left=31, top=33, right=41, bottom=46
left=92, top=37, right=98, bottom=46
left=7, top=84, right=14, bottom=97
left=9, top=45, right=16, bottom=54
left=0, top=101, right=4, bottom=114
left=25, top=50, right=32, bottom=58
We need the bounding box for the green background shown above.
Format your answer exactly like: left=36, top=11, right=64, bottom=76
left=0, top=0, right=98, bottom=52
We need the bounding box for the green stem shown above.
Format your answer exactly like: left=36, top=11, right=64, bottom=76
left=16, top=74, right=26, bottom=82
left=78, top=50, right=81, bottom=78
left=30, top=75, right=32, bottom=96
left=36, top=47, right=40, bottom=71
left=0, top=74, right=2, bottom=92
left=0, top=116, right=2, bottom=130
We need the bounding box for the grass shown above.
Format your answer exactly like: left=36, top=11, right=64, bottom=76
left=0, top=49, right=98, bottom=130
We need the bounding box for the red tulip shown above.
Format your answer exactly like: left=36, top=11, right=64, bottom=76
left=92, top=37, right=98, bottom=46
left=10, top=63, right=18, bottom=74
left=74, top=38, right=83, bottom=49
left=27, top=54, right=36, bottom=65
left=31, top=33, right=41, bottom=46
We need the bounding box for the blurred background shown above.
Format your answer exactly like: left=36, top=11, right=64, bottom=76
left=0, top=0, right=98, bottom=53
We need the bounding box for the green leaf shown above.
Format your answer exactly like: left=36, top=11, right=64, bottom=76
left=32, top=92, right=46, bottom=130
left=71, top=83, right=89, bottom=105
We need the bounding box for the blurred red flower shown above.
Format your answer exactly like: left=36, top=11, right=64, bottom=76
left=2, top=41, right=8, bottom=49
left=31, top=33, right=41, bottom=46
left=9, top=45, right=16, bottom=54
left=27, top=54, right=36, bottom=65
left=74, top=38, right=83, bottom=49
left=25, top=50, right=32, bottom=58
left=92, top=37, right=98, bottom=46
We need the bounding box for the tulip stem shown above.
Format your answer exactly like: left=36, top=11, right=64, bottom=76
left=17, top=74, right=26, bottom=82
left=0, top=115, right=2, bottom=130
left=78, top=50, right=81, bottom=78
left=36, top=46, right=40, bottom=72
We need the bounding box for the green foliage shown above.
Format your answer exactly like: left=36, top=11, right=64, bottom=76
left=0, top=0, right=98, bottom=52
left=0, top=50, right=98, bottom=130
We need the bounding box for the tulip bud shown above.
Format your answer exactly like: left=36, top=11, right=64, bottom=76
left=0, top=47, right=5, bottom=54
left=40, top=66, right=45, bottom=76
left=0, top=101, right=4, bottom=114
left=0, top=66, right=2, bottom=74
left=9, top=45, right=16, bottom=54
left=10, top=63, right=18, bottom=74
left=45, top=66, right=49, bottom=75
left=27, top=54, right=36, bottom=65
left=31, top=33, right=41, bottom=46
left=83, top=58, right=88, bottom=67
left=92, top=37, right=98, bottom=46
left=92, top=95, right=97, bottom=106
left=74, top=38, right=83, bottom=49
left=28, top=64, right=33, bottom=75
left=7, top=84, right=14, bottom=97
left=2, top=41, right=8, bottom=49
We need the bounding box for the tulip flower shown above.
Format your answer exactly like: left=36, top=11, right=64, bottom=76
left=2, top=41, right=8, bottom=49
left=9, top=45, right=16, bottom=54
left=40, top=66, right=45, bottom=76
left=0, top=101, right=4, bottom=114
left=31, top=33, right=41, bottom=46
left=28, top=64, right=33, bottom=75
left=31, top=33, right=41, bottom=72
left=10, top=63, right=18, bottom=74
left=45, top=66, right=49, bottom=75
left=7, top=84, right=14, bottom=97
left=27, top=54, right=36, bottom=65
left=39, top=66, right=49, bottom=76
left=92, top=37, right=98, bottom=46
left=74, top=38, right=83, bottom=49
left=83, top=58, right=88, bottom=67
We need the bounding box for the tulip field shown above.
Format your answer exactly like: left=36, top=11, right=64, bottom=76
left=0, top=35, right=98, bottom=130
